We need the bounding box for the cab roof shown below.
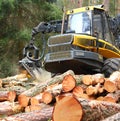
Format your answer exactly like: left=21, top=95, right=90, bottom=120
left=66, top=5, right=105, bottom=15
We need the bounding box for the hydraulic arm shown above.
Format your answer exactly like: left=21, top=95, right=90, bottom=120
left=19, top=20, right=66, bottom=79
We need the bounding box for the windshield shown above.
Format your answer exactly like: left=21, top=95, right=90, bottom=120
left=67, top=11, right=91, bottom=34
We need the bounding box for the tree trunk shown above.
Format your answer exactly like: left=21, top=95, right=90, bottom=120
left=42, top=91, right=54, bottom=104
left=0, top=86, right=27, bottom=95
left=102, top=0, right=110, bottom=12
left=25, top=103, right=51, bottom=113
left=103, top=90, right=120, bottom=103
left=86, top=83, right=104, bottom=96
left=0, top=101, right=24, bottom=116
left=104, top=71, right=120, bottom=92
left=30, top=93, right=43, bottom=105
left=117, top=0, right=120, bottom=14
left=53, top=95, right=120, bottom=121
left=2, top=74, right=27, bottom=84
left=77, top=97, right=120, bottom=121
left=19, top=70, right=74, bottom=97
left=4, top=107, right=53, bottom=121
left=0, top=91, right=16, bottom=102
left=18, top=94, right=31, bottom=107
left=82, top=74, right=104, bottom=86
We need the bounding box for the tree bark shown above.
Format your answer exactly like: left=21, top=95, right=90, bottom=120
left=0, top=86, right=27, bottom=95
left=103, top=90, right=120, bottom=103
left=19, top=70, right=74, bottom=97
left=82, top=74, right=104, bottom=86
left=0, top=101, right=24, bottom=116
left=53, top=95, right=83, bottom=121
left=77, top=97, right=120, bottom=121
left=30, top=93, right=43, bottom=105
left=25, top=103, right=51, bottom=113
left=104, top=71, right=120, bottom=92
left=2, top=74, right=27, bottom=84
left=4, top=107, right=53, bottom=121
left=101, top=112, right=120, bottom=121
left=53, top=95, right=120, bottom=121
left=0, top=91, right=16, bottom=102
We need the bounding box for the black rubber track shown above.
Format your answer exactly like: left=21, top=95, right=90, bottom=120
left=101, top=58, right=120, bottom=77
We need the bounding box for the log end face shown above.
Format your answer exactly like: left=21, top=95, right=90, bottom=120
left=53, top=96, right=83, bottom=121
left=104, top=80, right=117, bottom=93
left=62, top=74, right=76, bottom=92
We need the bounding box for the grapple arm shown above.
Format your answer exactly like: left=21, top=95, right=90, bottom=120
left=31, top=20, right=67, bottom=36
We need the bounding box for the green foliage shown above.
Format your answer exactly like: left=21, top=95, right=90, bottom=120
left=0, top=0, right=15, bottom=18
left=15, top=28, right=31, bottom=41
left=0, top=0, right=62, bottom=77
left=0, top=58, right=19, bottom=78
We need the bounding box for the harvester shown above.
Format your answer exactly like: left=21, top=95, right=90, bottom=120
left=19, top=5, right=120, bottom=79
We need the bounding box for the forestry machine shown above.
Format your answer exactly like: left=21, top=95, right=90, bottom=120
left=19, top=5, right=120, bottom=79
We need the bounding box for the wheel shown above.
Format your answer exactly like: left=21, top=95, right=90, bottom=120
left=101, top=58, right=120, bottom=77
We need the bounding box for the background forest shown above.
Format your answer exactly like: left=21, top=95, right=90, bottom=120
left=0, top=0, right=119, bottom=77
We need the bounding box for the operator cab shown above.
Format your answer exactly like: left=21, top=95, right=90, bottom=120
left=66, top=6, right=114, bottom=44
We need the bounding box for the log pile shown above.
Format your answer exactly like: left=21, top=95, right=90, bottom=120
left=0, top=70, right=120, bottom=121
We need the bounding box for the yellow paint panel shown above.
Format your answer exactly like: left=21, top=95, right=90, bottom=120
left=66, top=6, right=104, bottom=15
left=72, top=34, right=120, bottom=58
left=97, top=48, right=120, bottom=58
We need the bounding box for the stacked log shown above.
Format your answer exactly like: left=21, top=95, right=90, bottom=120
left=53, top=95, right=120, bottom=121
left=0, top=70, right=120, bottom=121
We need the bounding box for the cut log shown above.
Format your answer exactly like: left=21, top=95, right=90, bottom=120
left=77, top=93, right=95, bottom=100
left=0, top=86, right=27, bottom=95
left=53, top=95, right=120, bottom=121
left=0, top=91, right=16, bottom=102
left=96, top=96, right=104, bottom=101
left=101, top=112, right=120, bottom=121
left=55, top=93, right=73, bottom=102
left=86, top=83, right=104, bottom=96
left=53, top=96, right=83, bottom=121
left=82, top=75, right=92, bottom=85
left=77, top=97, right=120, bottom=121
left=103, top=90, right=120, bottom=103
left=104, top=78, right=117, bottom=93
left=72, top=86, right=84, bottom=97
left=2, top=74, right=27, bottom=84
left=0, top=101, right=24, bottom=116
left=82, top=74, right=104, bottom=86
left=25, top=105, right=42, bottom=112
left=104, top=71, right=120, bottom=92
left=19, top=70, right=74, bottom=97
left=4, top=107, right=53, bottom=121
left=18, top=94, right=31, bottom=107
left=30, top=84, right=62, bottom=105
left=30, top=93, right=43, bottom=105
left=46, top=83, right=62, bottom=94
left=25, top=103, right=51, bottom=112
left=91, top=73, right=105, bottom=85
left=62, top=74, right=76, bottom=92
left=42, top=91, right=53, bottom=104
